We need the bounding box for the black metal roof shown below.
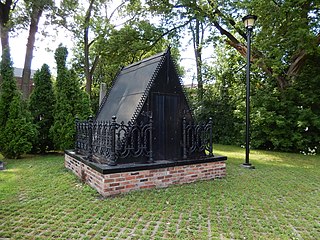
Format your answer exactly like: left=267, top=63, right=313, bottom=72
left=96, top=51, right=167, bottom=123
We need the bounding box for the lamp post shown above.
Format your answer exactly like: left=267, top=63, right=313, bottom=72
left=242, top=14, right=257, bottom=169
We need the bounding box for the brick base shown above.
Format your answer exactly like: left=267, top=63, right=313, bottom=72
left=65, top=153, right=226, bottom=197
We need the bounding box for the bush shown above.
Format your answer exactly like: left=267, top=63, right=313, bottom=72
left=251, top=55, right=320, bottom=154
left=0, top=95, right=37, bottom=158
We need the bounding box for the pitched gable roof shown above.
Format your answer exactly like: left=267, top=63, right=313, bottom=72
left=96, top=51, right=167, bottom=123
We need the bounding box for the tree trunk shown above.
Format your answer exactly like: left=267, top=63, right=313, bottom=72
left=0, top=0, right=13, bottom=90
left=0, top=25, right=9, bottom=92
left=0, top=0, right=12, bottom=53
left=0, top=25, right=9, bottom=54
left=84, top=0, right=95, bottom=98
left=191, top=19, right=204, bottom=101
left=21, top=9, right=43, bottom=99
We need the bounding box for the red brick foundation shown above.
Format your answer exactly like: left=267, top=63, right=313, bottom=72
left=65, top=153, right=226, bottom=197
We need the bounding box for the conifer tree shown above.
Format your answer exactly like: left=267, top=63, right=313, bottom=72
left=0, top=49, right=37, bottom=158
left=50, top=44, right=91, bottom=150
left=1, top=95, right=37, bottom=158
left=0, top=49, right=16, bottom=129
left=29, top=64, right=55, bottom=153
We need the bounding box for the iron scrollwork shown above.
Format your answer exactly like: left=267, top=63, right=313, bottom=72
left=182, top=117, right=213, bottom=157
left=75, top=115, right=153, bottom=166
left=75, top=115, right=213, bottom=165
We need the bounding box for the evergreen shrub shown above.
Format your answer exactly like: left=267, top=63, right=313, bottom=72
left=0, top=49, right=37, bottom=158
left=29, top=64, right=55, bottom=153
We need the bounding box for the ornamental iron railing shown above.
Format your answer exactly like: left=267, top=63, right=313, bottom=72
left=182, top=117, right=213, bottom=159
left=76, top=116, right=153, bottom=165
left=75, top=116, right=213, bottom=166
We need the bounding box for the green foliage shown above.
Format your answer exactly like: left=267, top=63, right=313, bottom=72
left=50, top=44, right=91, bottom=150
left=29, top=64, right=55, bottom=153
left=71, top=19, right=172, bottom=113
left=104, top=20, right=167, bottom=65
left=0, top=49, right=17, bottom=128
left=51, top=110, right=76, bottom=151
left=11, top=0, right=53, bottom=30
left=237, top=0, right=319, bottom=72
left=0, top=95, right=37, bottom=159
left=148, top=1, right=319, bottom=153
left=251, top=55, right=320, bottom=154
left=188, top=42, right=320, bottom=154
left=186, top=45, right=245, bottom=146
left=187, top=85, right=238, bottom=145
left=78, top=88, right=92, bottom=118
left=0, top=49, right=37, bottom=159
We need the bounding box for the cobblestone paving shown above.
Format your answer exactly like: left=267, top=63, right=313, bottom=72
left=0, top=146, right=319, bottom=239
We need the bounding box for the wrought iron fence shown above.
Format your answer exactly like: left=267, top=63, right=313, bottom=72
left=75, top=118, right=91, bottom=156
left=75, top=116, right=153, bottom=165
left=75, top=116, right=213, bottom=166
left=182, top=117, right=213, bottom=158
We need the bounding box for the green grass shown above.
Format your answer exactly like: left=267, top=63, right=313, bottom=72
left=0, top=145, right=319, bottom=239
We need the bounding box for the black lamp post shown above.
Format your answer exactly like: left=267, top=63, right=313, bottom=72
left=242, top=14, right=257, bottom=169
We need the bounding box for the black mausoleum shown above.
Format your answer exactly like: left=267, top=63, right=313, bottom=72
left=73, top=49, right=226, bottom=168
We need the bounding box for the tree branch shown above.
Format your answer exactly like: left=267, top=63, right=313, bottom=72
left=84, top=0, right=95, bottom=96
left=206, top=0, right=247, bottom=40
left=286, top=33, right=320, bottom=77
left=272, top=0, right=282, bottom=7
left=108, top=0, right=127, bottom=21
left=88, top=39, right=95, bottom=48
left=212, top=20, right=241, bottom=45
left=213, top=20, right=289, bottom=89
left=90, top=55, right=100, bottom=77
left=214, top=8, right=247, bottom=40
left=147, top=19, right=193, bottom=49
left=287, top=50, right=307, bottom=77
left=11, top=0, right=18, bottom=11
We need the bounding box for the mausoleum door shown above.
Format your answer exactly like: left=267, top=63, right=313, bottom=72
left=152, top=93, right=180, bottom=160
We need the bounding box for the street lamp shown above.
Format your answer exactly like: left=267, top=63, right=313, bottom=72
left=242, top=14, right=257, bottom=169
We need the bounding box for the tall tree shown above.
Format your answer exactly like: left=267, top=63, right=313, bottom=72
left=190, top=19, right=205, bottom=101
left=0, top=0, right=14, bottom=54
left=1, top=94, right=37, bottom=158
left=1, top=0, right=54, bottom=98
left=0, top=49, right=37, bottom=158
left=150, top=0, right=320, bottom=153
left=50, top=44, right=91, bottom=150
left=147, top=0, right=320, bottom=90
left=29, top=63, right=55, bottom=153
left=54, top=0, right=133, bottom=97
left=21, top=0, right=53, bottom=99
left=0, top=48, right=16, bottom=128
left=0, top=0, right=15, bottom=89
left=146, top=1, right=212, bottom=101
left=55, top=0, right=184, bottom=99
left=83, top=0, right=95, bottom=96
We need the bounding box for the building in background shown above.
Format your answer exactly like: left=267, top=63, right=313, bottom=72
left=14, top=68, right=36, bottom=97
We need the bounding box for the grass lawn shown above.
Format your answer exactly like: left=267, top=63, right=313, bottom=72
left=0, top=145, right=319, bottom=240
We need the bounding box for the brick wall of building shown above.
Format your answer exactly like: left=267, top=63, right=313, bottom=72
left=65, top=154, right=226, bottom=197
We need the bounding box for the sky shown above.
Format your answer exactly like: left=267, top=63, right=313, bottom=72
left=9, top=30, right=198, bottom=85
left=8, top=24, right=74, bottom=76
left=5, top=0, right=206, bottom=86
left=0, top=0, right=225, bottom=87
